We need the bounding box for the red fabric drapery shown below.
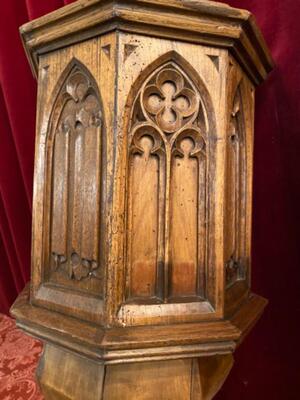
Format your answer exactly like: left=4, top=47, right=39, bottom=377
left=0, top=0, right=299, bottom=398
left=0, top=0, right=76, bottom=316
left=0, top=314, right=43, bottom=399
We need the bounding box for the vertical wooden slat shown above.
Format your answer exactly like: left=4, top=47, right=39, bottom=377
left=51, top=127, right=69, bottom=258
left=70, top=123, right=84, bottom=256
left=197, top=154, right=207, bottom=298
left=170, top=139, right=198, bottom=297
left=129, top=136, right=159, bottom=299
left=81, top=121, right=101, bottom=262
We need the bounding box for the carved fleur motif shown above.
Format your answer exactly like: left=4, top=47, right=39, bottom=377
left=70, top=253, right=99, bottom=281
left=52, top=253, right=67, bottom=271
left=142, top=67, right=199, bottom=134
left=225, top=256, right=240, bottom=284
left=51, top=252, right=100, bottom=281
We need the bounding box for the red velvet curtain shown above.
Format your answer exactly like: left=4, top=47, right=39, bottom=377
left=0, top=0, right=299, bottom=398
left=0, top=0, right=76, bottom=313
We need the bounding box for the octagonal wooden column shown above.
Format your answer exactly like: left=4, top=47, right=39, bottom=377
left=11, top=1, right=273, bottom=399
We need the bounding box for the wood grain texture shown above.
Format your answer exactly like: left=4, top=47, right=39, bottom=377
left=103, top=359, right=193, bottom=399
left=35, top=344, right=234, bottom=400
left=22, top=3, right=269, bottom=329
left=11, top=1, right=273, bottom=399
left=116, top=35, right=223, bottom=327
left=29, top=33, right=117, bottom=324
left=37, top=344, right=105, bottom=400
left=196, top=354, right=234, bottom=400
left=49, top=59, right=103, bottom=286
left=19, top=0, right=274, bottom=85
left=11, top=284, right=267, bottom=364
left=125, top=52, right=210, bottom=305
left=224, top=55, right=255, bottom=317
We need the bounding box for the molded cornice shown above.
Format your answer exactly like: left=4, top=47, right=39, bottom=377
left=20, top=0, right=274, bottom=84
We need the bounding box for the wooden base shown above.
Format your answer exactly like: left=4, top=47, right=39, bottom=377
left=37, top=344, right=233, bottom=400
left=11, top=287, right=267, bottom=399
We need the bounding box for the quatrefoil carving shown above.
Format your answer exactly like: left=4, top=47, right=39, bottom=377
left=126, top=56, right=212, bottom=303
left=142, top=67, right=199, bottom=134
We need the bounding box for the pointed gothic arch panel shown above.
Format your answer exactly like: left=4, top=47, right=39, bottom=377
left=225, top=82, right=247, bottom=287
left=125, top=52, right=215, bottom=303
left=45, top=59, right=104, bottom=296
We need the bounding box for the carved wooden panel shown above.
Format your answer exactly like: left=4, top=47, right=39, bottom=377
left=125, top=55, right=212, bottom=304
left=225, top=83, right=247, bottom=288
left=45, top=59, right=104, bottom=295
left=12, top=3, right=272, bottom=398
left=170, top=129, right=206, bottom=299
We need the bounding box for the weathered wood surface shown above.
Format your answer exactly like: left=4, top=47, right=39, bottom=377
left=20, top=0, right=273, bottom=85
left=36, top=344, right=234, bottom=400
left=11, top=0, right=273, bottom=399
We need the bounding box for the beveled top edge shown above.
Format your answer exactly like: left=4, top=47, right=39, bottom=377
left=20, top=0, right=249, bottom=34
left=19, top=0, right=274, bottom=85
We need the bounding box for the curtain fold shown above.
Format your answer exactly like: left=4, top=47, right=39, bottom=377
left=0, top=193, right=24, bottom=292
left=25, top=0, right=65, bottom=20
left=0, top=0, right=76, bottom=319
left=0, top=0, right=36, bottom=209
left=0, top=0, right=76, bottom=317
left=0, top=191, right=28, bottom=289
left=0, top=231, right=18, bottom=313
left=0, top=83, right=31, bottom=292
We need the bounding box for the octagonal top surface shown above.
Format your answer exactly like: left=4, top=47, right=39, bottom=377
left=20, top=0, right=274, bottom=85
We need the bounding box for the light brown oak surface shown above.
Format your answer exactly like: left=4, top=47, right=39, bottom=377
left=11, top=0, right=273, bottom=399
left=37, top=344, right=233, bottom=400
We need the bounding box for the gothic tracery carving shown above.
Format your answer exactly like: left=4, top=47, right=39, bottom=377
left=126, top=58, right=212, bottom=302
left=142, top=68, right=199, bottom=134
left=49, top=61, right=103, bottom=283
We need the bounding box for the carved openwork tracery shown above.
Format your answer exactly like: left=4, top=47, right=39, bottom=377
left=142, top=68, right=199, bottom=134
left=225, top=83, right=247, bottom=287
left=48, top=61, right=103, bottom=285
left=126, top=56, right=213, bottom=302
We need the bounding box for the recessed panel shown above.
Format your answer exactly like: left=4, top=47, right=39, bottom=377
left=46, top=59, right=104, bottom=296
left=125, top=52, right=212, bottom=306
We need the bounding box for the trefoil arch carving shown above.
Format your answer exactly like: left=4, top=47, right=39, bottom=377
left=45, top=58, right=104, bottom=289
left=125, top=52, right=216, bottom=303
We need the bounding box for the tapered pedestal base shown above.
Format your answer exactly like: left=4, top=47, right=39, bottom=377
left=11, top=286, right=267, bottom=400
left=37, top=344, right=233, bottom=400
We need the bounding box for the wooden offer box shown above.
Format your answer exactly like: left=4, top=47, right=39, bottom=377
left=11, top=1, right=273, bottom=399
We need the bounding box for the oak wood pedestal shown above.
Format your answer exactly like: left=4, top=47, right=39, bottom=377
left=11, top=1, right=273, bottom=399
